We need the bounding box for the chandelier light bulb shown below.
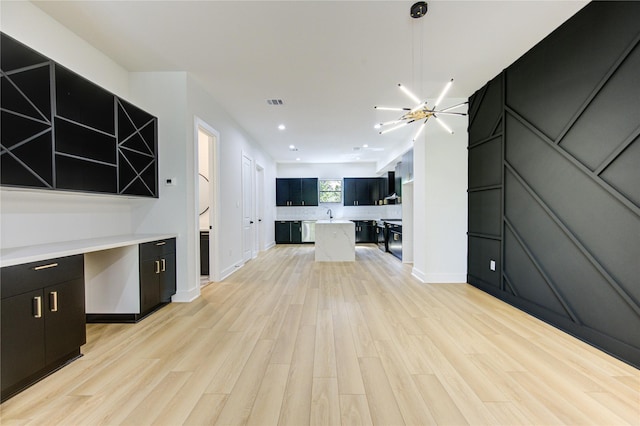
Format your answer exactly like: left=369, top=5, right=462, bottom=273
left=434, top=79, right=454, bottom=109
left=434, top=115, right=454, bottom=134
left=398, top=83, right=422, bottom=105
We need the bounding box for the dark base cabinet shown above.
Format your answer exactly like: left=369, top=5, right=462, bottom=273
left=387, top=224, right=403, bottom=260
left=139, top=238, right=176, bottom=317
left=354, top=220, right=376, bottom=243
left=1, top=255, right=86, bottom=402
left=86, top=238, right=177, bottom=324
left=275, top=221, right=302, bottom=244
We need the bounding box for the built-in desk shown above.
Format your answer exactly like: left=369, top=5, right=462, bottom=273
left=0, top=233, right=177, bottom=322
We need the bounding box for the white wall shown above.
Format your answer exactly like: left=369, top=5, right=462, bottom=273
left=0, top=1, right=135, bottom=248
left=186, top=76, right=276, bottom=280
left=1, top=2, right=277, bottom=303
left=412, top=115, right=468, bottom=283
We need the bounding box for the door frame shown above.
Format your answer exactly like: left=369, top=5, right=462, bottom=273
left=255, top=163, right=264, bottom=255
left=241, top=151, right=254, bottom=263
left=194, top=117, right=220, bottom=283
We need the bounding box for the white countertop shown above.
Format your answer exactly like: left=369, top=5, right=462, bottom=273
left=316, top=219, right=354, bottom=224
left=0, top=233, right=178, bottom=267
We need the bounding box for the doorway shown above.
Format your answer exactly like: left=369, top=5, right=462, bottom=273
left=195, top=118, right=219, bottom=286
left=241, top=153, right=254, bottom=263
left=255, top=164, right=264, bottom=255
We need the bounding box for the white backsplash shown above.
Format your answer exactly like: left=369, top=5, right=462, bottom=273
left=276, top=203, right=402, bottom=221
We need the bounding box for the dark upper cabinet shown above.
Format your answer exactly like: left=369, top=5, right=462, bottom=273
left=276, top=178, right=318, bottom=206
left=343, top=178, right=385, bottom=206
left=0, top=32, right=158, bottom=198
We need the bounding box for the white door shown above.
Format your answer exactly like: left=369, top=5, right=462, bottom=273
left=255, top=165, right=264, bottom=255
left=242, top=154, right=253, bottom=263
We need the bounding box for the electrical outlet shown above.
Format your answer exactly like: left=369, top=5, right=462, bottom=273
left=165, top=177, right=177, bottom=186
left=490, top=260, right=496, bottom=271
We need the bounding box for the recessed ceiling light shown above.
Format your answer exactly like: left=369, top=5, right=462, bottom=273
left=374, top=124, right=381, bottom=129
left=289, top=145, right=298, bottom=151
left=363, top=144, right=369, bottom=148
left=296, top=157, right=301, bottom=161
left=278, top=124, right=286, bottom=130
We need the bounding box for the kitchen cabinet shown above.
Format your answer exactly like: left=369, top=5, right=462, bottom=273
left=1, top=255, right=85, bottom=402
left=343, top=178, right=386, bottom=206
left=139, top=238, right=176, bottom=317
left=387, top=223, right=403, bottom=260
left=275, top=221, right=302, bottom=243
left=0, top=32, right=158, bottom=198
left=354, top=220, right=377, bottom=243
left=276, top=178, right=318, bottom=206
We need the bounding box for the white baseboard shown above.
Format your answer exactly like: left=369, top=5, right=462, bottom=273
left=219, top=262, right=244, bottom=281
left=412, top=268, right=466, bottom=284
left=265, top=241, right=276, bottom=250
left=171, top=286, right=200, bottom=303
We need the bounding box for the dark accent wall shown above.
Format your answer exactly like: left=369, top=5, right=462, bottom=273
left=468, top=1, right=640, bottom=368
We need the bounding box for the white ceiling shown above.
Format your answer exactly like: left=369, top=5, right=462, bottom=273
left=33, top=0, right=587, bottom=166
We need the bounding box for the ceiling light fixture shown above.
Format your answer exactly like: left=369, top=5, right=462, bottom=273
left=375, top=80, right=468, bottom=139
left=278, top=124, right=286, bottom=130
left=373, top=2, right=467, bottom=141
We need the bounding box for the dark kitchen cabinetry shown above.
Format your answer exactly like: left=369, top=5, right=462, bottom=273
left=387, top=223, right=403, bottom=260
left=139, top=238, right=176, bottom=317
left=343, top=178, right=386, bottom=206
left=276, top=178, right=318, bottom=206
left=275, top=221, right=302, bottom=243
left=354, top=220, right=377, bottom=243
left=0, top=32, right=158, bottom=197
left=1, top=255, right=85, bottom=402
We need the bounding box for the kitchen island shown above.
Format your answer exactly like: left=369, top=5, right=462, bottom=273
left=314, top=220, right=355, bottom=262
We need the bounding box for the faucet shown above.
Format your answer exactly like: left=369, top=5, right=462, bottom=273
left=327, top=208, right=333, bottom=219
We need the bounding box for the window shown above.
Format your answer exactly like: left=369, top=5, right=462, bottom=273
left=319, top=179, right=342, bottom=203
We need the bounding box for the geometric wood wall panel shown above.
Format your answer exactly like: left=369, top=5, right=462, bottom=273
left=559, top=44, right=640, bottom=171
left=468, top=136, right=502, bottom=189
left=505, top=1, right=640, bottom=142
left=469, top=74, right=502, bottom=144
left=600, top=136, right=640, bottom=207
left=0, top=32, right=158, bottom=198
left=505, top=169, right=640, bottom=348
left=468, top=2, right=640, bottom=367
left=468, top=189, right=501, bottom=237
left=467, top=236, right=501, bottom=289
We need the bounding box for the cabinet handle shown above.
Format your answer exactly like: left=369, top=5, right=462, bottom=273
left=33, top=296, right=42, bottom=318
left=155, top=260, right=160, bottom=274
left=394, top=234, right=399, bottom=241
left=50, top=291, right=58, bottom=312
left=161, top=258, right=166, bottom=272
left=302, top=201, right=305, bottom=206
left=33, top=263, right=58, bottom=271
left=155, top=241, right=166, bottom=246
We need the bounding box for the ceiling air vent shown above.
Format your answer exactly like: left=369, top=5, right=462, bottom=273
left=267, top=99, right=284, bottom=105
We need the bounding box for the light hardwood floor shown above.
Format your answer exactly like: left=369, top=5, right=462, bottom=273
left=1, top=245, right=638, bottom=425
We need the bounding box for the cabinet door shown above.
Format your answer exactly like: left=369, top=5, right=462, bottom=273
left=275, top=221, right=291, bottom=243
left=301, top=178, right=318, bottom=206
left=1, top=289, right=46, bottom=394
left=140, top=259, right=160, bottom=315
left=291, top=221, right=302, bottom=243
left=356, top=179, right=374, bottom=205
left=276, top=179, right=291, bottom=206
left=159, top=255, right=176, bottom=303
left=288, top=179, right=303, bottom=205
left=343, top=178, right=356, bottom=206
left=44, top=278, right=86, bottom=364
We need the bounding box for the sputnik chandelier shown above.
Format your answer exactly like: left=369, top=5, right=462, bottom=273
left=374, top=1, right=468, bottom=142
left=374, top=80, right=468, bottom=141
